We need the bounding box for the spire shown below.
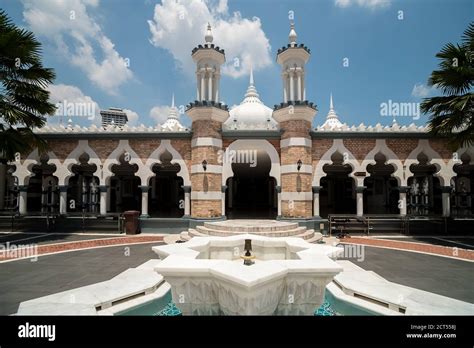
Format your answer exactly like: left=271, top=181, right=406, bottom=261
left=172, top=93, right=175, bottom=108
left=205, top=23, right=213, bottom=43
left=322, top=93, right=343, bottom=129
left=244, top=66, right=260, bottom=100
left=168, top=93, right=178, bottom=119
left=249, top=65, right=254, bottom=87
left=289, top=22, right=297, bottom=45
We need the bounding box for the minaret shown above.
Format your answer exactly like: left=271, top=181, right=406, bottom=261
left=273, top=22, right=317, bottom=219
left=190, top=23, right=225, bottom=103
left=187, top=23, right=229, bottom=218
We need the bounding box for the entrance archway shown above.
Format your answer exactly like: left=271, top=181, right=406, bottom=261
left=26, top=155, right=59, bottom=214
left=109, top=154, right=141, bottom=213
left=66, top=153, right=99, bottom=214
left=452, top=153, right=474, bottom=217
left=407, top=153, right=442, bottom=216
left=364, top=153, right=399, bottom=214
left=148, top=150, right=184, bottom=217
left=225, top=150, right=277, bottom=219
left=320, top=152, right=356, bottom=218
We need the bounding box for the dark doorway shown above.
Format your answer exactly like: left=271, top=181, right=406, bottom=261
left=109, top=154, right=141, bottom=213
left=149, top=150, right=184, bottom=217
left=319, top=152, right=356, bottom=218
left=364, top=153, right=400, bottom=214
left=225, top=151, right=277, bottom=219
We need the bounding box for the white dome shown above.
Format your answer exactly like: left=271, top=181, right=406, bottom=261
left=224, top=69, right=278, bottom=130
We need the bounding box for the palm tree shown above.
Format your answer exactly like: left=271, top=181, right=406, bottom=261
left=0, top=9, right=56, bottom=162
left=421, top=22, right=474, bottom=149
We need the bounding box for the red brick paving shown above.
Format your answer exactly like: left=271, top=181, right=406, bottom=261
left=0, top=235, right=163, bottom=261
left=341, top=237, right=474, bottom=261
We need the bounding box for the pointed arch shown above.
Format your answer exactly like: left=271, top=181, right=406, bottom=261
left=222, top=139, right=280, bottom=185
left=361, top=139, right=404, bottom=185
left=312, top=139, right=360, bottom=186
left=145, top=139, right=190, bottom=186
left=404, top=139, right=450, bottom=186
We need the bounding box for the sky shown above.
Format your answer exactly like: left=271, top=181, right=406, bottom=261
left=1, top=0, right=473, bottom=128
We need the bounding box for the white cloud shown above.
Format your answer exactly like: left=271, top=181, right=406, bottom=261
left=150, top=105, right=171, bottom=125
left=21, top=0, right=132, bottom=95
left=335, top=0, right=391, bottom=9
left=47, top=83, right=100, bottom=125
left=123, top=109, right=140, bottom=126
left=147, top=0, right=272, bottom=78
left=411, top=83, right=435, bottom=98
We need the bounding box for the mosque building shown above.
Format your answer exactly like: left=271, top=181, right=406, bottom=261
left=1, top=23, right=472, bottom=233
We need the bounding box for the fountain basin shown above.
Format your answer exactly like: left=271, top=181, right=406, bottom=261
left=153, top=234, right=343, bottom=315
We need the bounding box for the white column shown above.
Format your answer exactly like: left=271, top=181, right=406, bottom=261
left=100, top=185, right=107, bottom=216
left=441, top=186, right=451, bottom=217
left=200, top=70, right=206, bottom=101
left=208, top=71, right=213, bottom=101
left=140, top=185, right=149, bottom=217
left=356, top=186, right=365, bottom=217
left=297, top=71, right=302, bottom=101
left=283, top=73, right=288, bottom=103
left=399, top=186, right=408, bottom=216
left=276, top=186, right=282, bottom=217
left=312, top=186, right=321, bottom=217
left=289, top=71, right=294, bottom=101
left=221, top=185, right=226, bottom=217
left=59, top=186, right=67, bottom=215
left=302, top=75, right=306, bottom=101
left=0, top=163, right=6, bottom=210
left=18, top=186, right=27, bottom=215
left=215, top=74, right=220, bottom=102
left=183, top=186, right=191, bottom=217
left=196, top=72, right=201, bottom=100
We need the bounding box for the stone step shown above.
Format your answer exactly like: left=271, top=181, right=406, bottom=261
left=305, top=233, right=324, bottom=243
left=295, top=229, right=315, bottom=240
left=195, top=225, right=307, bottom=237
left=203, top=220, right=299, bottom=232
left=187, top=228, right=208, bottom=238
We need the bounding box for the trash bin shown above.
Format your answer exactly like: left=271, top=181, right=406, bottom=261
left=123, top=210, right=141, bottom=235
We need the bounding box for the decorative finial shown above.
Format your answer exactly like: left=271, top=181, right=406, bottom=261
left=249, top=65, right=254, bottom=86
left=205, top=23, right=213, bottom=43
left=289, top=22, right=297, bottom=45
left=330, top=93, right=334, bottom=110
left=169, top=93, right=178, bottom=119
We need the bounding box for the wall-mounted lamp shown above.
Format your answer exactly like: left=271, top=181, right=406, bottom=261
left=297, top=159, right=302, bottom=172
left=202, top=160, right=208, bottom=172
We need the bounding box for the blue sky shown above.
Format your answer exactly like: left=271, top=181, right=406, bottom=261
left=1, top=0, right=473, bottom=128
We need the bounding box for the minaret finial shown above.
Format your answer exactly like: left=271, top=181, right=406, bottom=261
left=172, top=93, right=175, bottom=108
left=205, top=22, right=213, bottom=43
left=330, top=93, right=334, bottom=110
left=289, top=22, right=297, bottom=45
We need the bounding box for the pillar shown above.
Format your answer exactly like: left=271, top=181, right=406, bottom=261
left=215, top=74, right=220, bottom=102
left=283, top=73, right=288, bottom=103
left=399, top=186, right=409, bottom=216
left=312, top=185, right=321, bottom=217
left=297, top=71, right=302, bottom=101
left=208, top=71, right=213, bottom=101
left=139, top=185, right=150, bottom=218
left=441, top=186, right=452, bottom=217
left=276, top=185, right=282, bottom=217
left=0, top=163, right=6, bottom=210
left=18, top=185, right=27, bottom=215
left=356, top=186, right=365, bottom=217
left=289, top=71, right=294, bottom=101
left=221, top=185, right=227, bottom=217
left=196, top=72, right=201, bottom=100
left=182, top=185, right=191, bottom=217
left=59, top=185, right=68, bottom=215
left=99, top=185, right=107, bottom=216
left=200, top=70, right=206, bottom=101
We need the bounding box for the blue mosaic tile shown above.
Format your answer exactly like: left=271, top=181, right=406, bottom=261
left=155, top=300, right=338, bottom=316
